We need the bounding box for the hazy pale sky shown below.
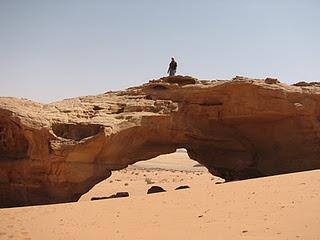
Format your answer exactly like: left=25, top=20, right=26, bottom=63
left=0, top=0, right=319, bottom=103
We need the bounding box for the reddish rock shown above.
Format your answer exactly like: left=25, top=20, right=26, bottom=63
left=0, top=76, right=320, bottom=207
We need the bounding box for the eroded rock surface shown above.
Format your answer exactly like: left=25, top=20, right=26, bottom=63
left=0, top=76, right=320, bottom=207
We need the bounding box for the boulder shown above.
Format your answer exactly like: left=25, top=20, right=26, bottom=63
left=147, top=186, right=166, bottom=194
left=265, top=78, right=279, bottom=84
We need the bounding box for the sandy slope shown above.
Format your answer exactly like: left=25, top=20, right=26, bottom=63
left=0, top=153, right=319, bottom=240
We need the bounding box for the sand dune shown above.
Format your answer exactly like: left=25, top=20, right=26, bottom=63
left=0, top=153, right=319, bottom=239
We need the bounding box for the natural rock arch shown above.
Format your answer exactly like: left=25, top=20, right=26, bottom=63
left=0, top=76, right=320, bottom=207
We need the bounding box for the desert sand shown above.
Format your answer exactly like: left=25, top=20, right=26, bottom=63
left=0, top=151, right=319, bottom=240
left=80, top=150, right=215, bottom=201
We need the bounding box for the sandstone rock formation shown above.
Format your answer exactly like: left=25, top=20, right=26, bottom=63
left=0, top=76, right=320, bottom=207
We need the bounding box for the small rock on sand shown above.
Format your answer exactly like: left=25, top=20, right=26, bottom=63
left=91, top=192, right=129, bottom=201
left=147, top=186, right=166, bottom=194
left=175, top=185, right=190, bottom=190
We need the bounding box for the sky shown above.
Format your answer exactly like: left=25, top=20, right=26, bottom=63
left=0, top=0, right=319, bottom=103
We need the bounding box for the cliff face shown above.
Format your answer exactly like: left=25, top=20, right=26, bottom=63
left=0, top=76, right=320, bottom=207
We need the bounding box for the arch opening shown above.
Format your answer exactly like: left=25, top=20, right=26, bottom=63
left=79, top=148, right=224, bottom=201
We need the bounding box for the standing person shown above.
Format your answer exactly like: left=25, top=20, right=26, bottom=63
left=167, top=57, right=177, bottom=76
